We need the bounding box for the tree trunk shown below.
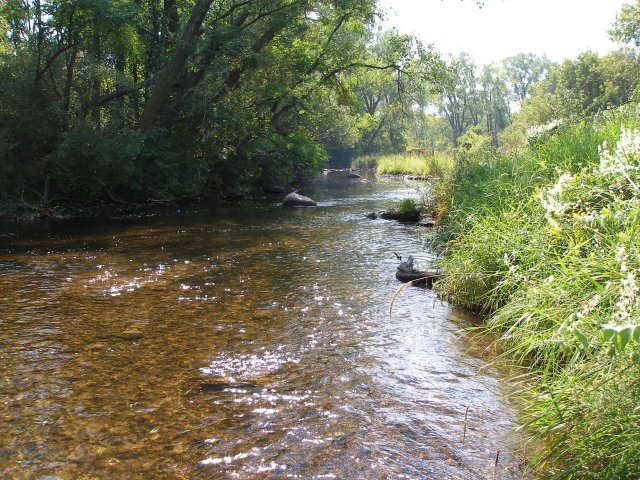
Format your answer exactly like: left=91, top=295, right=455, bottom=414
left=138, top=0, right=214, bottom=131
left=132, top=63, right=140, bottom=119
left=62, top=37, right=79, bottom=126
left=364, top=115, right=387, bottom=155
left=42, top=174, right=50, bottom=207
left=92, top=22, right=102, bottom=125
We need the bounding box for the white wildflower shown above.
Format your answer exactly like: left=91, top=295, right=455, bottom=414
left=527, top=119, right=563, bottom=140
left=612, top=245, right=640, bottom=325
left=598, top=127, right=640, bottom=191
left=575, top=293, right=603, bottom=320
left=539, top=172, right=575, bottom=228
left=502, top=252, right=525, bottom=281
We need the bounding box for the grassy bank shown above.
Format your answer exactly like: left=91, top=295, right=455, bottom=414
left=435, top=106, right=640, bottom=478
left=352, top=153, right=455, bottom=178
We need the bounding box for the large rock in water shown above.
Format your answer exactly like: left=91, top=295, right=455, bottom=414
left=380, top=209, right=420, bottom=222
left=282, top=192, right=318, bottom=207
left=396, top=256, right=441, bottom=288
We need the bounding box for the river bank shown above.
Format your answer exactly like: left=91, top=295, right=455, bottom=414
left=0, top=190, right=296, bottom=224
left=433, top=105, right=640, bottom=478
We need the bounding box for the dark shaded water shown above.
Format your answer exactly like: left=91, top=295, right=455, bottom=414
left=0, top=174, right=524, bottom=479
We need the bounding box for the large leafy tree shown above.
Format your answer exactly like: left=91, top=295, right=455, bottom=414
left=436, top=53, right=484, bottom=147
left=502, top=52, right=552, bottom=103
left=479, top=63, right=511, bottom=145
left=610, top=0, right=640, bottom=47
left=346, top=29, right=444, bottom=156
left=500, top=48, right=640, bottom=151
left=1, top=0, right=406, bottom=204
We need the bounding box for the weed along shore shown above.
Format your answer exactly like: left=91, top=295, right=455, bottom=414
left=428, top=105, right=640, bottom=479
left=356, top=105, right=640, bottom=478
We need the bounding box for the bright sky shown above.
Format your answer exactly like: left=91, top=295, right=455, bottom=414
left=378, top=0, right=630, bottom=65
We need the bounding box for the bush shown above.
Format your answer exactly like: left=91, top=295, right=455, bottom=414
left=398, top=198, right=419, bottom=216
left=253, top=131, right=328, bottom=188
left=49, top=124, right=142, bottom=199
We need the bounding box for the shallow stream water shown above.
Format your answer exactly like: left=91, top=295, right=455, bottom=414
left=0, top=174, right=524, bottom=479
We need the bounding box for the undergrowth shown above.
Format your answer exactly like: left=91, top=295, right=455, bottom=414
left=435, top=105, right=640, bottom=478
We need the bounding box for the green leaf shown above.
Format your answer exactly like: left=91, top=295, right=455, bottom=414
left=615, top=326, right=633, bottom=352
left=602, top=326, right=617, bottom=342
left=574, top=328, right=590, bottom=348
left=633, top=325, right=640, bottom=342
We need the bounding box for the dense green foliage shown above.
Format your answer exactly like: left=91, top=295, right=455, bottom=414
left=4, top=0, right=636, bottom=210
left=429, top=6, right=640, bottom=476
left=610, top=0, right=640, bottom=47
left=503, top=49, right=640, bottom=147
left=436, top=104, right=640, bottom=478
left=0, top=0, right=447, bottom=207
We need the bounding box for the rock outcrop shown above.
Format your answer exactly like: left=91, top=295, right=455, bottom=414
left=380, top=209, right=420, bottom=222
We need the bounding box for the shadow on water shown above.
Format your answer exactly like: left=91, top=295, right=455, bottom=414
left=0, top=173, right=527, bottom=479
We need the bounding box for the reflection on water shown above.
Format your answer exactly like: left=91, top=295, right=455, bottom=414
left=0, top=174, right=524, bottom=479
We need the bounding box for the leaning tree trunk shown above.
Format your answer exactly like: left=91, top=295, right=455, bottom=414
left=138, top=0, right=214, bottom=131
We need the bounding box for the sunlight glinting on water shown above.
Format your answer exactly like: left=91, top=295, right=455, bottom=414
left=0, top=173, right=525, bottom=479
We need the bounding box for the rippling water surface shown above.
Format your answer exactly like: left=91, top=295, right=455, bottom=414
left=0, top=174, right=524, bottom=479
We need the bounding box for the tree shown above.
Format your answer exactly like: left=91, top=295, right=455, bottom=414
left=2, top=0, right=406, bottom=204
left=345, top=28, right=443, bottom=156
left=501, top=48, right=640, bottom=151
left=503, top=53, right=553, bottom=103
left=598, top=48, right=640, bottom=108
left=436, top=53, right=483, bottom=147
left=610, top=0, right=640, bottom=47
left=479, top=63, right=510, bottom=146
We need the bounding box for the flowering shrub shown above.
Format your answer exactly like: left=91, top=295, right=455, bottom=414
left=538, top=128, right=640, bottom=345
left=539, top=127, right=640, bottom=231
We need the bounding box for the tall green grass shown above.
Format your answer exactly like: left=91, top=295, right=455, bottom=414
left=436, top=105, right=640, bottom=478
left=351, top=153, right=455, bottom=178
left=350, top=155, right=379, bottom=169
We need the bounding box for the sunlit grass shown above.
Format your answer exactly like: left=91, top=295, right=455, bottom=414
left=435, top=105, right=640, bottom=478
left=350, top=155, right=378, bottom=169
left=352, top=153, right=455, bottom=178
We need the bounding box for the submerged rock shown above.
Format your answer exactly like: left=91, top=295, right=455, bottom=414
left=396, top=256, right=440, bottom=288
left=403, top=175, right=431, bottom=181
left=380, top=209, right=420, bottom=222
left=348, top=173, right=361, bottom=179
left=199, top=380, right=263, bottom=393
left=418, top=217, right=436, bottom=228
left=282, top=192, right=318, bottom=207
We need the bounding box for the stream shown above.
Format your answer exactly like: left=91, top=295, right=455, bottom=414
left=0, top=173, right=524, bottom=479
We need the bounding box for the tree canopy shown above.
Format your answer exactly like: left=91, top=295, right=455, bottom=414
left=1, top=0, right=639, bottom=209
left=0, top=0, right=405, bottom=204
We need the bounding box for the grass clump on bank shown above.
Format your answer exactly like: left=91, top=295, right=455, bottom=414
left=352, top=153, right=454, bottom=178
left=435, top=106, right=640, bottom=478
